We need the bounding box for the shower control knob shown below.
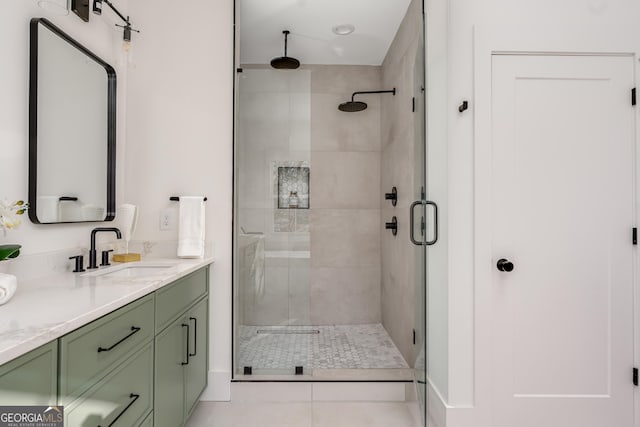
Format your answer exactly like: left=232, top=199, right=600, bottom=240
left=496, top=258, right=514, bottom=272
left=385, top=216, right=398, bottom=236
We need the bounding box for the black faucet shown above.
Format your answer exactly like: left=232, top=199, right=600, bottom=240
left=88, top=227, right=122, bottom=269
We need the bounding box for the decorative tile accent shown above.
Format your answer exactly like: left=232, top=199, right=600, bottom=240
left=237, top=324, right=408, bottom=372
left=277, top=167, right=310, bottom=209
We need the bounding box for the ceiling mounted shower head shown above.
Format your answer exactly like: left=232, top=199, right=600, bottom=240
left=338, top=88, right=396, bottom=112
left=338, top=101, right=368, bottom=112
left=270, top=30, right=300, bottom=70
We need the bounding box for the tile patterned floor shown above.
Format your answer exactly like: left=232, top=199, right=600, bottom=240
left=237, top=324, right=409, bottom=372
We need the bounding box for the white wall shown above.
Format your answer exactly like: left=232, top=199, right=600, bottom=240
left=125, top=0, right=234, bottom=400
left=0, top=1, right=127, bottom=254
left=439, top=0, right=640, bottom=425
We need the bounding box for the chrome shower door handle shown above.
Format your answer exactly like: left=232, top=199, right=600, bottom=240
left=410, top=200, right=438, bottom=246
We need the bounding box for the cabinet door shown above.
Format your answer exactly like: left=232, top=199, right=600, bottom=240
left=154, top=317, right=187, bottom=427
left=185, top=297, right=209, bottom=416
left=0, top=341, right=57, bottom=405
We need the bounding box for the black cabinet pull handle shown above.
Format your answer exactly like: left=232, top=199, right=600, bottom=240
left=189, top=317, right=197, bottom=357
left=181, top=323, right=190, bottom=365
left=98, top=393, right=140, bottom=427
left=97, top=326, right=141, bottom=353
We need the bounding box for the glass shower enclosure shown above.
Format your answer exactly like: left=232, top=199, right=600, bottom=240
left=234, top=68, right=313, bottom=376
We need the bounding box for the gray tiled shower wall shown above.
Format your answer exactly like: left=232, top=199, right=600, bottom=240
left=237, top=65, right=383, bottom=327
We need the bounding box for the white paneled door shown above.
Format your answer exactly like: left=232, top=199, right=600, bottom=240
left=491, top=54, right=635, bottom=427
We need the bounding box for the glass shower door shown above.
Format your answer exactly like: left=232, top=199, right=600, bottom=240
left=411, top=22, right=431, bottom=425
left=234, top=68, right=313, bottom=377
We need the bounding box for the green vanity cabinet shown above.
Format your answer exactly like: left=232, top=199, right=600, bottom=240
left=140, top=411, right=154, bottom=426
left=155, top=269, right=209, bottom=427
left=184, top=297, right=209, bottom=416
left=0, top=341, right=57, bottom=405
left=64, top=343, right=153, bottom=426
left=59, top=293, right=155, bottom=405
left=155, top=268, right=208, bottom=331
left=154, top=316, right=188, bottom=427
left=0, top=265, right=210, bottom=427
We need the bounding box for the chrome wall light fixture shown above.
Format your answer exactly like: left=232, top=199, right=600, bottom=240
left=92, top=0, right=139, bottom=45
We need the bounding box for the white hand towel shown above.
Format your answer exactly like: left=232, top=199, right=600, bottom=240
left=252, top=236, right=265, bottom=298
left=177, top=196, right=205, bottom=258
left=0, top=273, right=17, bottom=306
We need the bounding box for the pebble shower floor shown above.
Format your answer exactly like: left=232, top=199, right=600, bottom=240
left=237, top=323, right=409, bottom=371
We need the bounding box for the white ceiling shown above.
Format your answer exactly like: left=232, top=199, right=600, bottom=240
left=239, top=0, right=413, bottom=66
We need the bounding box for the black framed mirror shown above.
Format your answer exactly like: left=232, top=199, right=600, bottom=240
left=29, top=18, right=116, bottom=224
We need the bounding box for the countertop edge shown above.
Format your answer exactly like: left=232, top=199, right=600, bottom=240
left=0, top=258, right=214, bottom=366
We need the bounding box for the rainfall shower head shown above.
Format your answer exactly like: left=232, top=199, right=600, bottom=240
left=270, top=30, right=300, bottom=70
left=338, top=89, right=396, bottom=112
left=338, top=101, right=368, bottom=112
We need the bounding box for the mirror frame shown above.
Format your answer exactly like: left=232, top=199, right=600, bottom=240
left=28, top=17, right=116, bottom=224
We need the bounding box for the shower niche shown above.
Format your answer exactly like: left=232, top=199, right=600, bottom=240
left=277, top=166, right=309, bottom=209
left=275, top=162, right=309, bottom=233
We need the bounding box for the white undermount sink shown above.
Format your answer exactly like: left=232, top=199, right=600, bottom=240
left=85, top=263, right=175, bottom=278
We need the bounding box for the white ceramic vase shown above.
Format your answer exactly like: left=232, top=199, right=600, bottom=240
left=0, top=273, right=17, bottom=305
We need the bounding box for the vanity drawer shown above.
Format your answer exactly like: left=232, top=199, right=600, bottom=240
left=59, top=294, right=155, bottom=405
left=65, top=343, right=153, bottom=427
left=155, top=267, right=208, bottom=332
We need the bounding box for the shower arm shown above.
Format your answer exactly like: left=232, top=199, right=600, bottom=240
left=283, top=30, right=290, bottom=56
left=350, top=89, right=396, bottom=102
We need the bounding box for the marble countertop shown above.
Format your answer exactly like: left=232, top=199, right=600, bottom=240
left=0, top=257, right=214, bottom=366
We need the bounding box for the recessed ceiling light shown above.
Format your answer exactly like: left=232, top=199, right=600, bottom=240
left=332, top=24, right=355, bottom=36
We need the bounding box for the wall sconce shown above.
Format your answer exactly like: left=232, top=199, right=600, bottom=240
left=92, top=0, right=139, bottom=46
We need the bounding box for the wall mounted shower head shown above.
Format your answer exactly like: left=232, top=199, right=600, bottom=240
left=338, top=101, right=368, bottom=112
left=271, top=30, right=300, bottom=70
left=338, top=88, right=396, bottom=112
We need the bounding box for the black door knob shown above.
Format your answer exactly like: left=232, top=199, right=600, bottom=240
left=496, top=258, right=514, bottom=272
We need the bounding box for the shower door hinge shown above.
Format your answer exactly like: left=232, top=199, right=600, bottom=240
left=633, top=228, right=637, bottom=245
left=633, top=367, right=638, bottom=386
left=632, top=88, right=636, bottom=106
left=413, top=329, right=416, bottom=345
left=412, top=97, right=416, bottom=112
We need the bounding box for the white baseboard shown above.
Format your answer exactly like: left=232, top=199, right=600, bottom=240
left=199, top=370, right=231, bottom=401
left=427, top=380, right=448, bottom=427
